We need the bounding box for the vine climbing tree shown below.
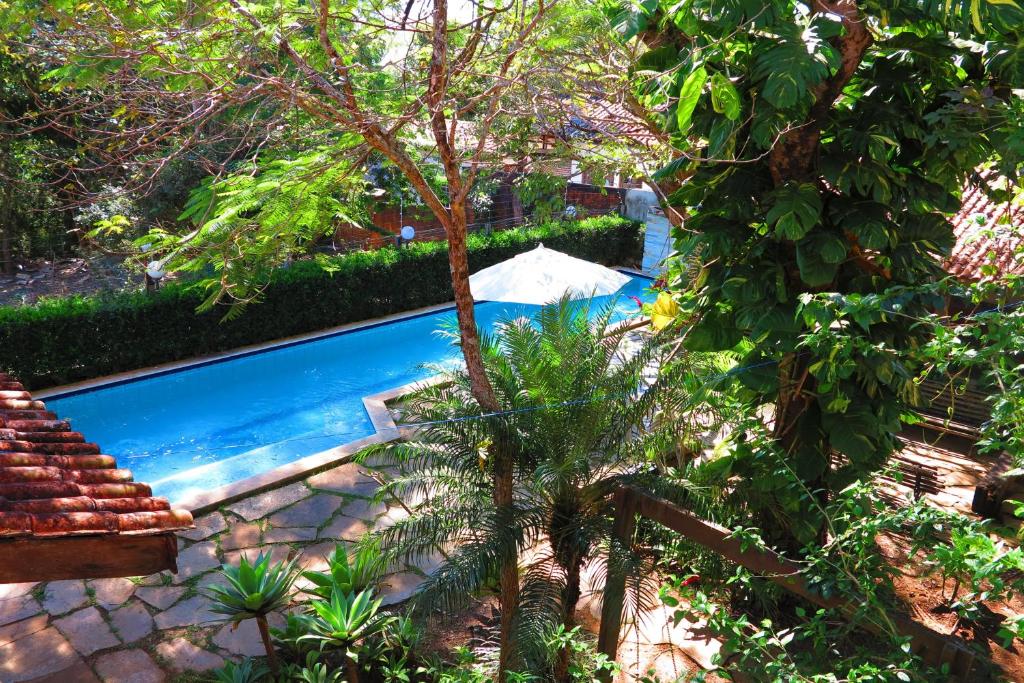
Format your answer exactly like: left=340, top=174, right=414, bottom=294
left=607, top=0, right=1024, bottom=545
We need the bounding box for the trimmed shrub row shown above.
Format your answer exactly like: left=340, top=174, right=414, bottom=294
left=0, top=215, right=644, bottom=389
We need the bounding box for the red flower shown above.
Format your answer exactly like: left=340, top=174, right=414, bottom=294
left=681, top=574, right=700, bottom=587
left=628, top=295, right=643, bottom=309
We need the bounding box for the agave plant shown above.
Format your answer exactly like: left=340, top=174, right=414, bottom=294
left=270, top=612, right=319, bottom=661
left=300, top=586, right=394, bottom=683
left=301, top=539, right=387, bottom=599
left=206, top=551, right=299, bottom=675
left=291, top=652, right=345, bottom=683
left=212, top=658, right=270, bottom=683
left=357, top=296, right=716, bottom=679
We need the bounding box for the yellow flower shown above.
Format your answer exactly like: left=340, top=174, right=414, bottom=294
left=651, top=291, right=679, bottom=331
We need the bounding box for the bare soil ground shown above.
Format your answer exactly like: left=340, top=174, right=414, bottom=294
left=875, top=532, right=1024, bottom=682
left=0, top=255, right=141, bottom=306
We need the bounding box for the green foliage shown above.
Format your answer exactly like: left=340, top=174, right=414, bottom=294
left=300, top=541, right=387, bottom=599
left=357, top=295, right=717, bottom=669
left=612, top=0, right=1024, bottom=544
left=926, top=527, right=1024, bottom=619
left=919, top=274, right=1024, bottom=464
left=206, top=552, right=299, bottom=622
left=212, top=658, right=269, bottom=683
left=300, top=587, right=392, bottom=655
left=658, top=481, right=1024, bottom=681
left=271, top=613, right=320, bottom=661
left=0, top=215, right=642, bottom=389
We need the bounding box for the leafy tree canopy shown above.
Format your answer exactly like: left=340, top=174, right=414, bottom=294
left=608, top=0, right=1024, bottom=543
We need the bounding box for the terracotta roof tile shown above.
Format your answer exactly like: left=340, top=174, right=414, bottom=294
left=0, top=372, right=193, bottom=539
left=946, top=173, right=1024, bottom=281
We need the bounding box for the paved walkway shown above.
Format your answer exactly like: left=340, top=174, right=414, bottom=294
left=0, top=459, right=432, bottom=682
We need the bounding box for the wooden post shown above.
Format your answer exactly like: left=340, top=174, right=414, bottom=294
left=597, top=488, right=637, bottom=681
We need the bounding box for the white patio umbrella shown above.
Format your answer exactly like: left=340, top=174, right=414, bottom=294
left=469, top=243, right=631, bottom=305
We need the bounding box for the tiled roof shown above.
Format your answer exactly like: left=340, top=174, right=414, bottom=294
left=0, top=372, right=193, bottom=539
left=946, top=175, right=1023, bottom=281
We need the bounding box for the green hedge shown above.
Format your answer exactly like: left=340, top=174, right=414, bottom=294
left=0, top=215, right=643, bottom=389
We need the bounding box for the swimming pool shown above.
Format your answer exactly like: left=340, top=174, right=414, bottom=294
left=47, top=274, right=653, bottom=504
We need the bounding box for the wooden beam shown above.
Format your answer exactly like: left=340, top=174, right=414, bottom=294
left=0, top=534, right=179, bottom=583
left=598, top=487, right=979, bottom=680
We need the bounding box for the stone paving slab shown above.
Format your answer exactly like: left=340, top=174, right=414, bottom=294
left=307, top=465, right=382, bottom=496
left=264, top=526, right=318, bottom=543
left=0, top=582, right=37, bottom=601
left=135, top=586, right=185, bottom=611
left=30, top=658, right=99, bottom=683
left=42, top=580, right=88, bottom=615
left=212, top=613, right=285, bottom=657
left=94, top=649, right=166, bottom=683
left=340, top=495, right=389, bottom=521
left=0, top=614, right=48, bottom=647
left=156, top=639, right=225, bottom=672
left=109, top=601, right=154, bottom=644
left=9, top=458, right=450, bottom=683
left=318, top=514, right=372, bottom=542
left=176, top=512, right=228, bottom=541
left=382, top=572, right=427, bottom=607
left=268, top=493, right=345, bottom=528
left=226, top=482, right=310, bottom=521
left=90, top=578, right=135, bottom=610
left=153, top=596, right=220, bottom=630
left=219, top=521, right=262, bottom=550
left=173, top=541, right=221, bottom=581
left=223, top=543, right=293, bottom=568
left=54, top=606, right=121, bottom=655
left=0, top=595, right=41, bottom=627
left=0, top=626, right=80, bottom=682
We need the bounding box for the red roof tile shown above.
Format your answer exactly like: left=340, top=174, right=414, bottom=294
left=0, top=372, right=193, bottom=540
left=946, top=173, right=1024, bottom=281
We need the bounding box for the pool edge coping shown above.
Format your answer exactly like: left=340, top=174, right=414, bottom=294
left=173, top=378, right=440, bottom=515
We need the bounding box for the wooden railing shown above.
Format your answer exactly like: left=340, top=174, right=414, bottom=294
left=597, top=486, right=980, bottom=681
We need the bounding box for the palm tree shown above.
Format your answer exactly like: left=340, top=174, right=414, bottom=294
left=359, top=296, right=715, bottom=679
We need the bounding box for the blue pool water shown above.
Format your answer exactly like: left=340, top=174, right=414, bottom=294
left=47, top=275, right=654, bottom=503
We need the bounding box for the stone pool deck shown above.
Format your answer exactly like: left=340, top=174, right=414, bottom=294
left=0, top=458, right=432, bottom=682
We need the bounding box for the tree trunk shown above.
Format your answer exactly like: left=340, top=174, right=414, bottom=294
left=346, top=656, right=361, bottom=683
left=0, top=209, right=11, bottom=276
left=446, top=202, right=500, bottom=413
left=554, top=553, right=584, bottom=683
left=448, top=201, right=520, bottom=681
left=0, top=153, right=13, bottom=276
left=255, top=614, right=279, bottom=676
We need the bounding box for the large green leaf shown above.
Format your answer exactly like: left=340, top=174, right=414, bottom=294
left=766, top=183, right=823, bottom=240
left=710, top=72, right=741, bottom=120
left=676, top=66, right=708, bottom=135
left=751, top=28, right=833, bottom=110
left=796, top=243, right=840, bottom=286
left=608, top=0, right=659, bottom=41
